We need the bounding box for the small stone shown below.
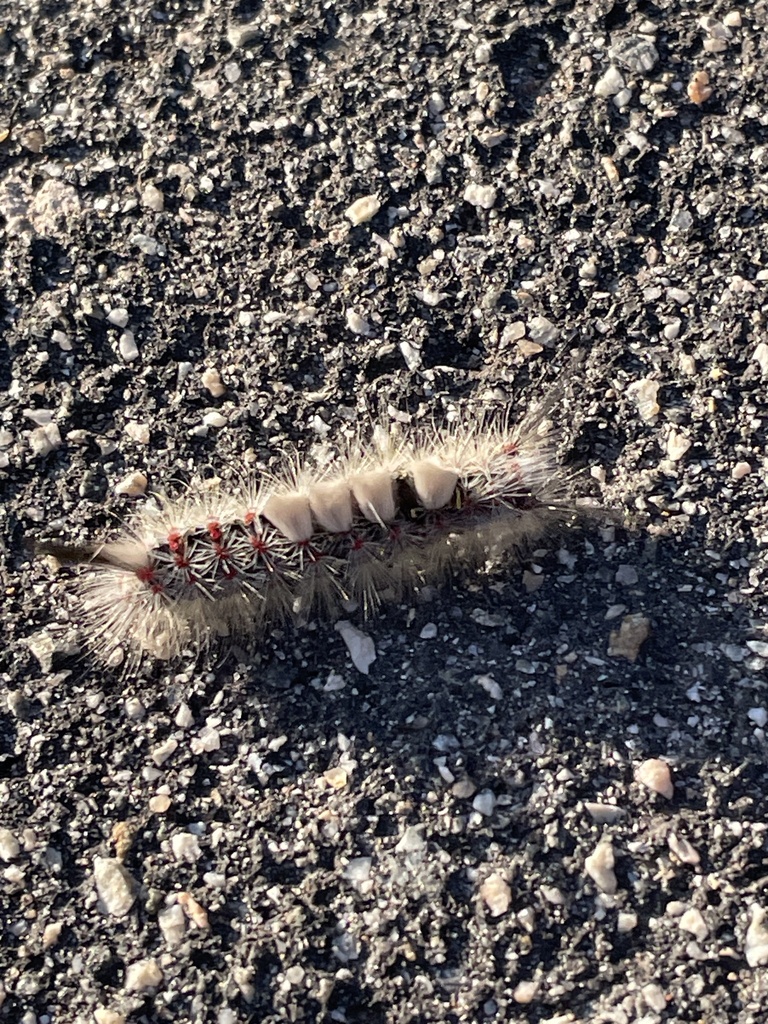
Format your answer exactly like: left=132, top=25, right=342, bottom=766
left=93, top=857, right=137, bottom=917
left=732, top=462, right=751, bottom=480
left=124, top=958, right=163, bottom=994
left=746, top=906, right=768, bottom=967
left=585, top=802, right=625, bottom=825
left=753, top=342, right=768, bottom=375
left=642, top=983, right=667, bottom=1013
left=345, top=309, right=370, bottom=335
left=688, top=70, right=713, bottom=104
left=118, top=331, right=139, bottom=362
left=419, top=622, right=438, bottom=639
left=42, top=922, right=63, bottom=950
left=323, top=766, right=348, bottom=790
left=171, top=833, right=202, bottom=863
left=617, top=911, right=638, bottom=933
left=635, top=758, right=674, bottom=799
left=601, top=156, right=620, bottom=184
left=335, top=621, right=376, bottom=675
left=615, top=564, right=639, bottom=586
left=94, top=1011, right=126, bottom=1024
left=585, top=839, right=617, bottom=895
left=158, top=904, right=186, bottom=948
left=609, top=35, right=659, bottom=73
left=668, top=833, right=700, bottom=865
left=512, top=981, right=539, bottom=1005
left=527, top=315, right=559, bottom=346
left=343, top=857, right=373, bottom=883
left=594, top=65, right=626, bottom=97
left=201, top=367, right=226, bottom=397
left=628, top=378, right=660, bottom=422
left=202, top=411, right=228, bottom=428
left=463, top=182, right=497, bottom=210
left=666, top=429, right=692, bottom=461
left=475, top=674, right=502, bottom=701
left=28, top=423, right=62, bottom=456
left=472, top=789, right=496, bottom=817
left=723, top=11, right=741, bottom=27
left=124, top=422, right=150, bottom=444
left=177, top=891, right=210, bottom=930
left=451, top=778, right=477, bottom=799
left=149, top=794, right=172, bottom=814
left=480, top=873, right=512, bottom=917
left=680, top=908, right=708, bottom=941
left=107, top=307, right=130, bottom=328
left=114, top=471, right=148, bottom=497
left=151, top=737, right=178, bottom=766
left=747, top=640, right=768, bottom=658
left=141, top=183, right=164, bottom=212
left=345, top=194, right=381, bottom=225
left=608, top=613, right=651, bottom=662
left=0, top=829, right=20, bottom=861
left=748, top=707, right=768, bottom=728
left=396, top=825, right=427, bottom=854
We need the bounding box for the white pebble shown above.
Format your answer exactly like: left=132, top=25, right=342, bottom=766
left=141, top=183, right=165, bottom=212
left=628, top=378, right=660, bottom=422
left=345, top=309, right=370, bottom=335
left=28, top=423, right=62, bottom=456
left=93, top=857, right=137, bottom=917
left=748, top=707, right=768, bottom=728
left=345, top=194, right=381, bottom=225
left=667, top=833, right=700, bottom=865
left=585, top=839, right=617, bottom=894
left=201, top=367, right=226, bottom=397
left=395, top=825, right=427, bottom=854
left=463, top=182, right=497, bottom=210
left=343, top=857, right=372, bottom=883
left=480, top=872, right=512, bottom=917
left=202, top=411, right=228, bottom=428
left=158, top=904, right=187, bottom=948
left=335, top=621, right=376, bottom=675
left=152, top=737, right=178, bottom=766
left=594, top=65, right=626, bottom=98
left=472, top=789, right=496, bottom=817
left=114, top=471, right=148, bottom=497
left=118, top=330, right=139, bottom=362
left=107, top=307, right=130, bottom=328
left=732, top=461, right=751, bottom=480
left=124, top=421, right=150, bottom=444
left=0, top=828, right=20, bottom=862
left=746, top=905, right=768, bottom=967
left=475, top=674, right=503, bottom=701
left=679, top=907, right=708, bottom=941
left=513, top=981, right=539, bottom=1004
left=666, top=429, right=692, bottom=461
left=124, top=958, right=163, bottom=994
left=527, top=315, right=559, bottom=346
left=419, top=622, right=438, bottom=639
left=635, top=758, right=674, bottom=799
left=752, top=342, right=768, bottom=375
left=171, top=832, right=202, bottom=863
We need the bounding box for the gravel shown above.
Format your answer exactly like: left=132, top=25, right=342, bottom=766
left=1, top=1, right=768, bottom=1022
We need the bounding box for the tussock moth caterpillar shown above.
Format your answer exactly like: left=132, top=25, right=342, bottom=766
left=36, top=409, right=581, bottom=666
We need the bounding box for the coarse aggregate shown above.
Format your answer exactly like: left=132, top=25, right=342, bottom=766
left=1, top=1, right=768, bottom=1022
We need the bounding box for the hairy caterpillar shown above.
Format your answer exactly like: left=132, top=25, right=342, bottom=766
left=36, top=411, right=580, bottom=665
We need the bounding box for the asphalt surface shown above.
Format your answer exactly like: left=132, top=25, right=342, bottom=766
left=1, top=1, right=768, bottom=1022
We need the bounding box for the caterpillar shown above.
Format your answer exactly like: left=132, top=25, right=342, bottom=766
left=35, top=410, right=580, bottom=666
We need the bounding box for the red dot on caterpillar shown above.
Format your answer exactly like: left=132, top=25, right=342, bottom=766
left=34, top=408, right=590, bottom=666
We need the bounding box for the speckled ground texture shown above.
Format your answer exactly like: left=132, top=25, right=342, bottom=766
left=2, top=0, right=768, bottom=1022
